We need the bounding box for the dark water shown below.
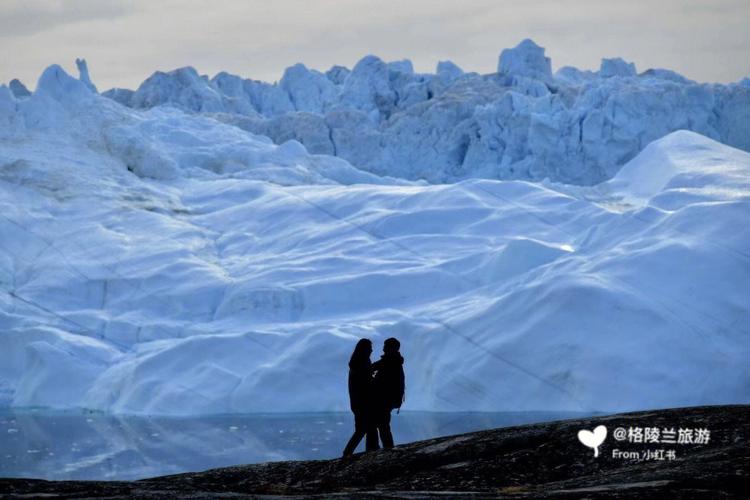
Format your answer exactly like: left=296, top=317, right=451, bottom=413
left=0, top=409, right=596, bottom=480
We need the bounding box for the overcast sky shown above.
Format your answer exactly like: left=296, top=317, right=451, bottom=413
left=1, top=0, right=748, bottom=91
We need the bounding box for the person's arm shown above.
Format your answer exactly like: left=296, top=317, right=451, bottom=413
left=397, top=366, right=405, bottom=413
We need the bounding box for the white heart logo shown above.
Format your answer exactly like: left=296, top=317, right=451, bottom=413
left=578, top=425, right=607, bottom=457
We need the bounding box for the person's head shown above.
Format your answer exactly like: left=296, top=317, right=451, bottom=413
left=383, top=337, right=400, bottom=354
left=350, top=338, right=373, bottom=365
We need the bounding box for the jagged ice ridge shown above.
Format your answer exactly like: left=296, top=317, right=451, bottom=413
left=84, top=39, right=750, bottom=185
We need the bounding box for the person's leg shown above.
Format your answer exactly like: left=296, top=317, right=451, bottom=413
left=342, top=412, right=366, bottom=456
left=343, top=429, right=365, bottom=456
left=379, top=409, right=394, bottom=449
left=365, top=416, right=380, bottom=451
left=363, top=404, right=379, bottom=451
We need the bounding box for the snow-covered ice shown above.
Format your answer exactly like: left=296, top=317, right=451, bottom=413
left=0, top=57, right=748, bottom=416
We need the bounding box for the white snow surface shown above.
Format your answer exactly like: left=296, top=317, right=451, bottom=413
left=98, top=39, right=750, bottom=186
left=0, top=64, right=749, bottom=415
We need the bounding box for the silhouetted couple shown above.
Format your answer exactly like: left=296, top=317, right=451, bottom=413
left=342, top=337, right=405, bottom=456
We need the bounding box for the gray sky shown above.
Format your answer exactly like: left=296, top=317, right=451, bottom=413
left=1, top=0, right=748, bottom=91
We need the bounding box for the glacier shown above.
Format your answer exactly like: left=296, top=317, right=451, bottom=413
left=98, top=39, right=750, bottom=185
left=0, top=46, right=749, bottom=416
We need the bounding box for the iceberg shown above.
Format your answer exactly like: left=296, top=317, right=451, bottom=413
left=8, top=79, right=31, bottom=98
left=76, top=58, right=98, bottom=93
left=0, top=62, right=748, bottom=414
left=599, top=57, right=637, bottom=78
left=497, top=38, right=553, bottom=82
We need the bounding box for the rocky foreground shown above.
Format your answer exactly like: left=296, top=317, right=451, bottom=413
left=1, top=405, right=748, bottom=498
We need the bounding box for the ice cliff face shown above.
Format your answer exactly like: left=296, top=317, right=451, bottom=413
left=100, top=39, right=750, bottom=185
left=0, top=63, right=749, bottom=414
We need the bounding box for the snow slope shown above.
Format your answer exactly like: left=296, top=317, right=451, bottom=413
left=96, top=39, right=750, bottom=185
left=0, top=65, right=748, bottom=415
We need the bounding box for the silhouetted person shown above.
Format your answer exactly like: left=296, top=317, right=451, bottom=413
left=372, top=337, right=405, bottom=449
left=342, top=338, right=379, bottom=456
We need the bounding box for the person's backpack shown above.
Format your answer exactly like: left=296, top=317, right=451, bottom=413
left=374, top=360, right=405, bottom=410
left=393, top=366, right=405, bottom=411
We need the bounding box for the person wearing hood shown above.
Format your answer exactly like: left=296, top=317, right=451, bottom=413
left=342, top=338, right=379, bottom=456
left=371, top=337, right=405, bottom=449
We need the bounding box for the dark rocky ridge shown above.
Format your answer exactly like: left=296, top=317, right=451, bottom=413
left=1, top=405, right=747, bottom=498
